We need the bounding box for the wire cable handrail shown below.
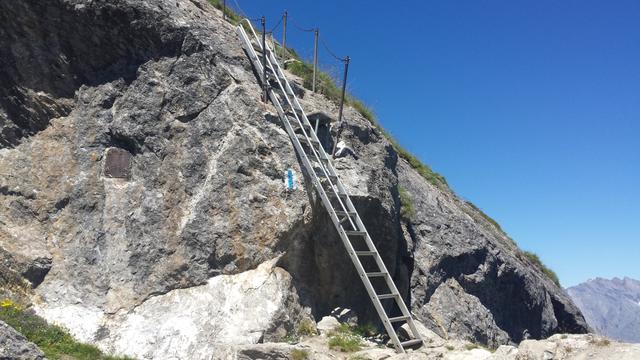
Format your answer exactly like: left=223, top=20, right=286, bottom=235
left=320, top=37, right=348, bottom=62
left=240, top=18, right=357, bottom=232
left=289, top=16, right=315, bottom=32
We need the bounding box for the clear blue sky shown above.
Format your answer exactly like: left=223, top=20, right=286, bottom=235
left=234, top=0, right=640, bottom=287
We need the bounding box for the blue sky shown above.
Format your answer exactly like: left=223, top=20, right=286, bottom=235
left=234, top=0, right=640, bottom=287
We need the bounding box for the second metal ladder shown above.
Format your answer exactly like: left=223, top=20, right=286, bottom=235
left=236, top=19, right=423, bottom=353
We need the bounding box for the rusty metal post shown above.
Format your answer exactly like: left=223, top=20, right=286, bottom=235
left=261, top=16, right=267, bottom=103
left=282, top=10, right=288, bottom=63
left=222, top=0, right=226, bottom=20
left=332, top=56, right=350, bottom=157
left=312, top=28, right=319, bottom=92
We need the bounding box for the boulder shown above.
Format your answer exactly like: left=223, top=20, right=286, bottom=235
left=316, top=316, right=340, bottom=335
left=398, top=320, right=446, bottom=347
left=0, top=321, right=46, bottom=360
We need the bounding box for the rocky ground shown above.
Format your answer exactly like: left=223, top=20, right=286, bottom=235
left=231, top=316, right=640, bottom=360
left=0, top=320, right=46, bottom=360
left=0, top=0, right=591, bottom=359
left=2, top=311, right=637, bottom=360
left=243, top=334, right=640, bottom=360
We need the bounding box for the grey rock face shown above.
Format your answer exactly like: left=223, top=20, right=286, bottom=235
left=397, top=159, right=590, bottom=346
left=567, top=277, right=640, bottom=343
left=0, top=0, right=589, bottom=357
left=0, top=321, right=46, bottom=360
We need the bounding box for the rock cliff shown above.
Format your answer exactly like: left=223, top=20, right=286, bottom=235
left=0, top=0, right=589, bottom=358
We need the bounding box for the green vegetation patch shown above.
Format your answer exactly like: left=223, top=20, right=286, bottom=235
left=465, top=201, right=503, bottom=232
left=206, top=0, right=242, bottom=24
left=286, top=57, right=448, bottom=189
left=328, top=334, right=362, bottom=352
left=522, top=251, right=561, bottom=286
left=290, top=348, right=310, bottom=360
left=297, top=318, right=317, bottom=336
left=398, top=185, right=416, bottom=220
left=0, top=299, right=132, bottom=360
left=327, top=324, right=366, bottom=352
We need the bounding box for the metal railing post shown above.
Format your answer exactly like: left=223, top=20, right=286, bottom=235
left=261, top=16, right=267, bottom=103
left=313, top=28, right=319, bottom=92
left=222, top=0, right=226, bottom=21
left=332, top=56, right=350, bottom=157
left=282, top=10, right=288, bottom=63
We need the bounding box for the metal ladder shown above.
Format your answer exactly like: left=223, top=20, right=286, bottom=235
left=236, top=20, right=423, bottom=353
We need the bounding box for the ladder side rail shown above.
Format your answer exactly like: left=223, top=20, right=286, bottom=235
left=238, top=21, right=416, bottom=352
left=239, top=22, right=358, bottom=234
left=257, top=28, right=331, bottom=155
left=264, top=40, right=409, bottom=347
left=237, top=26, right=268, bottom=85
left=245, top=23, right=359, bottom=233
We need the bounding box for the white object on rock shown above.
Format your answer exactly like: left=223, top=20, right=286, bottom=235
left=334, top=140, right=357, bottom=159
left=399, top=320, right=446, bottom=347
left=316, top=316, right=340, bottom=335
left=330, top=307, right=358, bottom=326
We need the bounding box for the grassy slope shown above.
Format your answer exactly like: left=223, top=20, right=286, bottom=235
left=0, top=300, right=132, bottom=360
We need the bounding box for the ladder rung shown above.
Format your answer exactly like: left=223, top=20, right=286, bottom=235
left=400, top=339, right=423, bottom=348
left=377, top=293, right=399, bottom=300
left=366, top=272, right=387, bottom=277
left=345, top=230, right=367, bottom=237
left=354, top=251, right=376, bottom=256
left=318, top=172, right=338, bottom=181
left=293, top=122, right=313, bottom=131
left=388, top=315, right=410, bottom=323
left=296, top=134, right=320, bottom=145
left=335, top=210, right=357, bottom=218
left=328, top=191, right=348, bottom=199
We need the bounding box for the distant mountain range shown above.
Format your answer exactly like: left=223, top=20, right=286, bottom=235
left=567, top=277, right=640, bottom=343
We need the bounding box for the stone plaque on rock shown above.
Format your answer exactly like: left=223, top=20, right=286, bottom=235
left=103, top=147, right=131, bottom=179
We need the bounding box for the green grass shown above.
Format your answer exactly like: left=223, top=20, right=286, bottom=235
left=286, top=56, right=448, bottom=188
left=327, top=324, right=365, bottom=352
left=297, top=318, right=317, bottom=336
left=206, top=0, right=242, bottom=24
left=290, top=348, right=310, bottom=360
left=352, top=322, right=377, bottom=337
left=328, top=334, right=362, bottom=352
left=522, top=251, right=561, bottom=286
left=398, top=186, right=416, bottom=220
left=465, top=201, right=503, bottom=232
left=0, top=300, right=132, bottom=360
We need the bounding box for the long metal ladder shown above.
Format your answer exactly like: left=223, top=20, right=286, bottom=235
left=236, top=20, right=423, bottom=353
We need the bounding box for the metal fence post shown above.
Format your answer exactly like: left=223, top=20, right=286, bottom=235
left=282, top=10, right=288, bottom=63
left=312, top=28, right=319, bottom=92
left=261, top=16, right=267, bottom=103
left=332, top=56, right=350, bottom=157
left=222, top=0, right=226, bottom=20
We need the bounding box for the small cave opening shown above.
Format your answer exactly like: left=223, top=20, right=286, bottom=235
left=306, top=112, right=334, bottom=153
left=280, top=192, right=411, bottom=330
